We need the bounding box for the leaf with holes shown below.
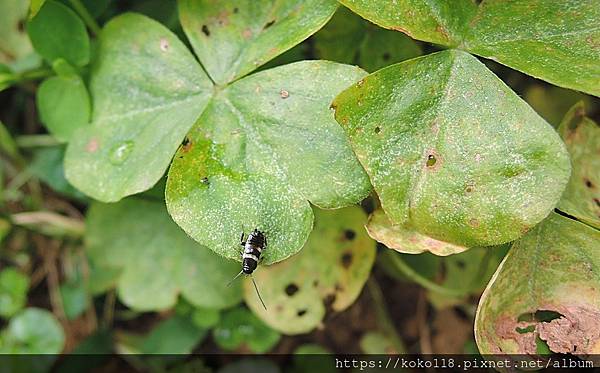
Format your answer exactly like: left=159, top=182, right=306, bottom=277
left=0, top=0, right=33, bottom=66
left=366, top=209, right=467, bottom=256
left=166, top=61, right=370, bottom=264
left=64, top=14, right=213, bottom=202
left=178, top=0, right=338, bottom=85
left=27, top=0, right=89, bottom=66
left=475, top=212, right=600, bottom=356
left=333, top=50, right=571, bottom=247
left=339, top=0, right=600, bottom=96
left=243, top=206, right=375, bottom=335
left=557, top=103, right=600, bottom=229
left=85, top=197, right=242, bottom=311
left=314, top=6, right=422, bottom=72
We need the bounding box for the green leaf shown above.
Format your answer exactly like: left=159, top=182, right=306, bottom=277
left=314, top=6, right=422, bottom=72
left=26, top=0, right=90, bottom=66
left=366, top=209, right=467, bottom=256
left=213, top=307, right=280, bottom=353
left=140, top=314, right=206, bottom=354
left=29, top=0, right=47, bottom=20
left=59, top=282, right=88, bottom=320
left=0, top=0, right=33, bottom=65
left=0, top=268, right=29, bottom=318
left=475, top=212, right=600, bottom=355
left=191, top=307, right=220, bottom=329
left=339, top=0, right=600, bottom=96
left=37, top=75, right=90, bottom=142
left=556, top=103, right=600, bottom=229
left=360, top=331, right=397, bottom=354
left=333, top=50, right=571, bottom=247
left=244, top=206, right=375, bottom=335
left=29, top=145, right=87, bottom=200
left=85, top=197, right=243, bottom=311
left=0, top=308, right=65, bottom=353
left=166, top=61, right=370, bottom=264
left=178, top=0, right=338, bottom=85
left=64, top=13, right=213, bottom=202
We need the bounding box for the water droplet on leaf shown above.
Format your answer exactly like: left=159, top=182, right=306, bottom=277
left=109, top=141, right=134, bottom=165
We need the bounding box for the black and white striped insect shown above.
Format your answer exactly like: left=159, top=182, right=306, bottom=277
left=228, top=228, right=267, bottom=310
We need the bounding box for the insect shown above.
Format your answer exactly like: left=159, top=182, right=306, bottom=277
left=228, top=228, right=267, bottom=310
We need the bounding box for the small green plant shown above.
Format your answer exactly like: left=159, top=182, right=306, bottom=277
left=0, top=0, right=598, bottom=366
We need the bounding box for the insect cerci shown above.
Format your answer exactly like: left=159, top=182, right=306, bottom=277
left=227, top=228, right=267, bottom=310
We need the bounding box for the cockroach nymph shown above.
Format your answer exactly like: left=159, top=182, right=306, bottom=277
left=228, top=228, right=267, bottom=310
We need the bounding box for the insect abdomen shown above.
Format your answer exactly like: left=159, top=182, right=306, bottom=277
left=242, top=245, right=261, bottom=274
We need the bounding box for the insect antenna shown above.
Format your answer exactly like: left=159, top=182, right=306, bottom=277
left=251, top=275, right=267, bottom=311
left=227, top=270, right=244, bottom=287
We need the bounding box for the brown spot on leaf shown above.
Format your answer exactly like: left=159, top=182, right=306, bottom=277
left=468, top=218, right=480, bottom=227
left=86, top=138, right=99, bottom=153
left=280, top=89, right=289, bottom=99
left=264, top=19, right=276, bottom=29
left=357, top=79, right=364, bottom=87
left=341, top=252, right=353, bottom=268
left=181, top=138, right=193, bottom=153
left=242, top=28, right=252, bottom=39
left=201, top=25, right=210, bottom=36
left=495, top=316, right=537, bottom=354
left=537, top=305, right=600, bottom=355
left=159, top=37, right=169, bottom=51
left=217, top=11, right=230, bottom=26
left=390, top=25, right=413, bottom=38
left=584, top=179, right=594, bottom=189
left=285, top=283, right=299, bottom=296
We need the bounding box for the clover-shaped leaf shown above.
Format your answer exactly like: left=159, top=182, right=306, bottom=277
left=339, top=0, right=600, bottom=96
left=85, top=197, right=242, bottom=311
left=27, top=0, right=90, bottom=66
left=475, top=212, right=600, bottom=356
left=243, top=206, right=375, bottom=334
left=556, top=103, right=600, bottom=229
left=179, top=0, right=338, bottom=85
left=65, top=13, right=213, bottom=202
left=333, top=50, right=571, bottom=247
left=166, top=61, right=370, bottom=264
left=366, top=209, right=467, bottom=256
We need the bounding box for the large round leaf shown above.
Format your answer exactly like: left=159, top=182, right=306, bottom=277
left=64, top=13, right=213, bottom=202
left=86, top=198, right=242, bottom=311
left=339, top=0, right=600, bottom=96
left=166, top=61, right=370, bottom=264
left=557, top=103, right=600, bottom=229
left=475, top=212, right=600, bottom=356
left=178, top=0, right=338, bottom=85
left=243, top=206, right=375, bottom=335
left=333, top=50, right=571, bottom=247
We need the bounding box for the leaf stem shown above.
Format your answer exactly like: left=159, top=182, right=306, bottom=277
left=367, top=276, right=406, bottom=353
left=68, top=0, right=101, bottom=36
left=15, top=134, right=62, bottom=148
left=387, top=251, right=467, bottom=298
